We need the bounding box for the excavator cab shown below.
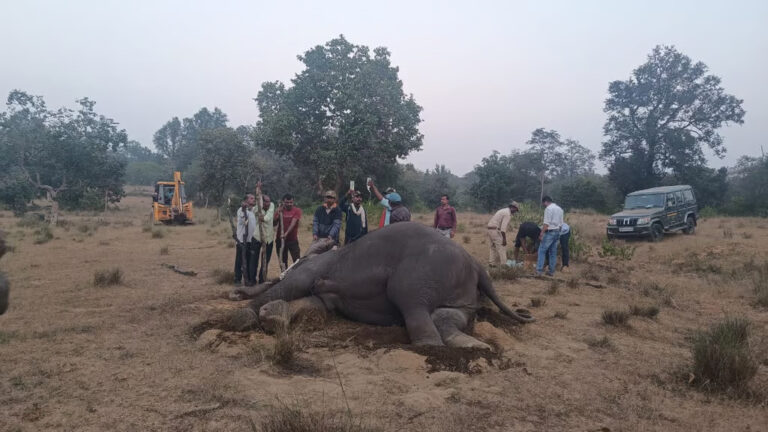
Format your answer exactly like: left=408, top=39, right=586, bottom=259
left=152, top=171, right=193, bottom=224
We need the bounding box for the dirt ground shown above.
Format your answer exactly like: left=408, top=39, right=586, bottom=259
left=1, top=193, right=767, bottom=431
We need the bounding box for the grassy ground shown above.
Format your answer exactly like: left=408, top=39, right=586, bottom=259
left=0, top=194, right=766, bottom=431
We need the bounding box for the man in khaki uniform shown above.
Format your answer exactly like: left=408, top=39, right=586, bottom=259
left=487, top=201, right=520, bottom=267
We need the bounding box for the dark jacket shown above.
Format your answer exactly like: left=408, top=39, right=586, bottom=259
left=339, top=197, right=368, bottom=244
left=312, top=205, right=343, bottom=243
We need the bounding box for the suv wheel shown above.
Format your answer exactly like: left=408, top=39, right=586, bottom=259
left=649, top=223, right=664, bottom=242
left=683, top=216, right=696, bottom=235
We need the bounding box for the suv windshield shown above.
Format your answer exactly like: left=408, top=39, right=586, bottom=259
left=624, top=194, right=664, bottom=209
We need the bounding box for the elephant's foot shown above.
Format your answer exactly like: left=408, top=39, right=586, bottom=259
left=444, top=332, right=492, bottom=350
left=228, top=307, right=258, bottom=331
left=259, top=300, right=291, bottom=334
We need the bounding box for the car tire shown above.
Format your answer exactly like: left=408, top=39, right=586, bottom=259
left=683, top=216, right=696, bottom=235
left=650, top=223, right=664, bottom=242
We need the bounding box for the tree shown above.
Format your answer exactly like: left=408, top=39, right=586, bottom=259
left=420, top=165, right=458, bottom=208
left=255, top=35, right=423, bottom=195
left=526, top=128, right=566, bottom=202
left=726, top=156, right=768, bottom=215
left=0, top=91, right=128, bottom=222
left=197, top=127, right=254, bottom=210
left=153, top=117, right=182, bottom=169
left=470, top=151, right=515, bottom=212
left=561, top=139, right=595, bottom=179
left=153, top=108, right=228, bottom=171
left=600, top=45, right=745, bottom=187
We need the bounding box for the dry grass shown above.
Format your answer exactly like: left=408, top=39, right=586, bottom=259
left=1, top=200, right=767, bottom=431
left=93, top=267, right=123, bottom=286
left=529, top=297, right=546, bottom=308
left=257, top=404, right=377, bottom=432
left=602, top=309, right=630, bottom=326
left=211, top=268, right=235, bottom=285
left=629, top=304, right=660, bottom=319
left=546, top=279, right=560, bottom=295
left=691, top=318, right=758, bottom=394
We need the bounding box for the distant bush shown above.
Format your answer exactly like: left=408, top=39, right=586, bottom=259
left=598, top=239, right=635, bottom=260
left=93, top=268, right=123, bottom=286
left=602, top=309, right=630, bottom=326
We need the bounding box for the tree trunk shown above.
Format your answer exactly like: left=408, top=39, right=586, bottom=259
left=539, top=170, right=545, bottom=203
left=48, top=191, right=59, bottom=226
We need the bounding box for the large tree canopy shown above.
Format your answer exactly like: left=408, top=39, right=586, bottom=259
left=255, top=35, right=423, bottom=194
left=153, top=107, right=228, bottom=171
left=0, top=90, right=128, bottom=221
left=600, top=45, right=745, bottom=188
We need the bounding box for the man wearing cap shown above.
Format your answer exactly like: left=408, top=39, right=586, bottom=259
left=537, top=195, right=564, bottom=277
left=486, top=201, right=520, bottom=267
left=312, top=190, right=343, bottom=246
left=368, top=180, right=411, bottom=226
left=340, top=189, right=368, bottom=244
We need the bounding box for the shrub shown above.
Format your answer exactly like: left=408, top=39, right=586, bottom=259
left=567, top=228, right=591, bottom=262
left=33, top=225, right=53, bottom=244
left=546, top=280, right=560, bottom=295
left=258, top=405, right=376, bottom=432
left=159, top=246, right=170, bottom=255
left=602, top=309, right=630, bottom=326
left=598, top=239, right=635, bottom=260
left=462, top=235, right=471, bottom=244
left=93, top=268, right=123, bottom=286
left=211, top=269, right=235, bottom=285
left=17, top=213, right=45, bottom=228
left=529, top=297, right=546, bottom=307
left=722, top=228, right=734, bottom=239
left=151, top=227, right=165, bottom=239
left=691, top=318, right=758, bottom=392
left=553, top=310, right=568, bottom=319
left=752, top=269, right=768, bottom=308
left=586, top=335, right=615, bottom=350
left=489, top=266, right=525, bottom=281
left=629, top=304, right=660, bottom=319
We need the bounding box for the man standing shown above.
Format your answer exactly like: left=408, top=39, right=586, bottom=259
left=368, top=180, right=411, bottom=225
left=433, top=194, right=457, bottom=239
left=253, top=194, right=275, bottom=283
left=512, top=221, right=541, bottom=263
left=275, top=193, right=302, bottom=269
left=339, top=189, right=368, bottom=244
left=234, top=194, right=256, bottom=285
left=312, top=190, right=343, bottom=245
left=486, top=201, right=520, bottom=267
left=536, top=196, right=564, bottom=277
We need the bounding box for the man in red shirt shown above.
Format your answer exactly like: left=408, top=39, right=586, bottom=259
left=433, top=194, right=457, bottom=239
left=275, top=193, right=302, bottom=270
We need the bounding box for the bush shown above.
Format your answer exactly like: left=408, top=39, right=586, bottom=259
left=151, top=227, right=165, bottom=239
left=93, top=268, right=123, bottom=286
left=598, top=239, right=635, bottom=260
left=211, top=269, right=235, bottom=285
left=489, top=266, right=525, bottom=281
left=529, top=297, right=546, bottom=307
left=159, top=246, right=170, bottom=255
left=258, top=405, right=376, bottom=432
left=691, top=318, right=758, bottom=392
left=602, top=309, right=630, bottom=326
left=33, top=225, right=53, bottom=244
left=567, top=228, right=591, bottom=262
left=629, top=304, right=660, bottom=319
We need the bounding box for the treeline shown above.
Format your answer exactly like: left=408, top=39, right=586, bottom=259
left=2, top=37, right=767, bottom=222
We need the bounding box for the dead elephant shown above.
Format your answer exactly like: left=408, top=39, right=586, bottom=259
left=230, top=222, right=533, bottom=348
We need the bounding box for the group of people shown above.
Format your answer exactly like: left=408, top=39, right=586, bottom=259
left=233, top=179, right=570, bottom=285
left=486, top=196, right=570, bottom=277
left=233, top=179, right=414, bottom=285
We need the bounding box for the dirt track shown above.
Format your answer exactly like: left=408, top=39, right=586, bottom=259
left=1, top=194, right=766, bottom=431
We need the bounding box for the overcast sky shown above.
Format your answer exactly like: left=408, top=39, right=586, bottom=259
left=2, top=0, right=766, bottom=175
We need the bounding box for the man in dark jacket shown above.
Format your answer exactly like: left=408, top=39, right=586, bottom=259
left=312, top=190, right=343, bottom=245
left=340, top=189, right=368, bottom=244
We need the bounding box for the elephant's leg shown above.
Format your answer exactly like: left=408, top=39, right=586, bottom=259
left=401, top=307, right=443, bottom=346
left=258, top=296, right=329, bottom=333
left=432, top=308, right=491, bottom=350
left=229, top=281, right=275, bottom=301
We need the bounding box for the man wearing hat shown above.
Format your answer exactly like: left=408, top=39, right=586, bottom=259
left=312, top=190, right=343, bottom=246
left=368, top=180, right=411, bottom=226
left=340, top=188, right=368, bottom=244
left=486, top=201, right=520, bottom=267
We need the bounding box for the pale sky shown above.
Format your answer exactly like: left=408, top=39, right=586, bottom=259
left=2, top=0, right=766, bottom=175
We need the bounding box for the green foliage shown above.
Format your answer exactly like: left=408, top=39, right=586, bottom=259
left=691, top=318, right=757, bottom=392
left=723, top=156, right=768, bottom=216
left=198, top=127, right=253, bottom=208
left=567, top=228, right=591, bottom=262
left=154, top=108, right=228, bottom=171
left=255, top=35, right=423, bottom=195
left=125, top=161, right=167, bottom=186
left=0, top=90, right=128, bottom=215
left=598, top=239, right=636, bottom=260
left=557, top=177, right=609, bottom=212
left=600, top=45, right=745, bottom=194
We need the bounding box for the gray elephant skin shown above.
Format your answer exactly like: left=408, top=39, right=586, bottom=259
left=233, top=222, right=533, bottom=348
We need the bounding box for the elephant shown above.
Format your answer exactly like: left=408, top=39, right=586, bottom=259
left=0, top=232, right=9, bottom=315
left=229, top=222, right=533, bottom=348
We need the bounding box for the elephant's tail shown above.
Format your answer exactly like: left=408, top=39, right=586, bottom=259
left=477, top=265, right=535, bottom=324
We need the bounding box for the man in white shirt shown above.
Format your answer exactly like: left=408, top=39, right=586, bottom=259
left=537, top=196, right=564, bottom=276
left=235, top=194, right=257, bottom=285
left=253, top=195, right=276, bottom=283
left=486, top=201, right=520, bottom=267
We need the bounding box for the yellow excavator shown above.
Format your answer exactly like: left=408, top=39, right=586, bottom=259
left=152, top=171, right=193, bottom=224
